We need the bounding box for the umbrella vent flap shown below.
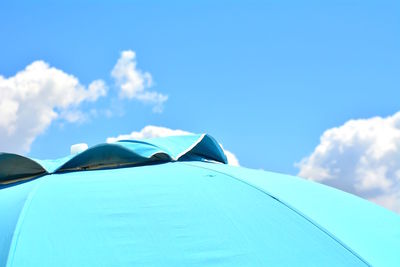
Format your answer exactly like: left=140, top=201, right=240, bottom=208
left=0, top=153, right=47, bottom=185
left=0, top=134, right=228, bottom=183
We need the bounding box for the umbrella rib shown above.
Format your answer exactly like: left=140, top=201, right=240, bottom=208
left=5, top=177, right=47, bottom=267
left=183, top=162, right=371, bottom=267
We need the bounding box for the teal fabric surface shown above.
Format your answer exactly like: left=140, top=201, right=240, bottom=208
left=33, top=155, right=74, bottom=173
left=187, top=162, right=400, bottom=267
left=54, top=143, right=169, bottom=173
left=0, top=180, right=38, bottom=267
left=141, top=134, right=228, bottom=163
left=4, top=163, right=367, bottom=267
left=0, top=134, right=399, bottom=266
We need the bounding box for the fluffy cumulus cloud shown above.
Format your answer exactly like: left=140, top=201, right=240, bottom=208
left=0, top=61, right=107, bottom=154
left=111, top=50, right=168, bottom=113
left=297, top=112, right=400, bottom=213
left=0, top=50, right=170, bottom=154
left=107, top=125, right=240, bottom=166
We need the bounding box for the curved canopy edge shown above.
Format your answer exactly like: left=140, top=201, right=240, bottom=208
left=0, top=134, right=228, bottom=181
left=55, top=143, right=171, bottom=173
left=0, top=153, right=47, bottom=185
left=140, top=134, right=228, bottom=164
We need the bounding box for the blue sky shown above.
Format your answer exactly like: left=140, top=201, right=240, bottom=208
left=0, top=1, right=399, bottom=186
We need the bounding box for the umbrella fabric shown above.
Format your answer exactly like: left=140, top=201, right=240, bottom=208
left=0, top=134, right=399, bottom=267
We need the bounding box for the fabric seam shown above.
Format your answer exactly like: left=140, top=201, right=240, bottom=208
left=5, top=176, right=46, bottom=267
left=183, top=162, right=371, bottom=267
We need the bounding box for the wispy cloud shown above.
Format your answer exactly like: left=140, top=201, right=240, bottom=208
left=107, top=125, right=240, bottom=166
left=111, top=50, right=168, bottom=113
left=297, top=112, right=400, bottom=213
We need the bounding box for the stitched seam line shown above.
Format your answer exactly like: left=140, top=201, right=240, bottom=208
left=183, top=162, right=371, bottom=267
left=5, top=177, right=46, bottom=267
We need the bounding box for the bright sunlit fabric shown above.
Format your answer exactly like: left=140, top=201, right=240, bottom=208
left=0, top=134, right=399, bottom=267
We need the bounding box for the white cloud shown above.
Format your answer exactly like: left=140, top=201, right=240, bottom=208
left=107, top=125, right=191, bottom=142
left=222, top=149, right=240, bottom=167
left=297, top=112, right=400, bottom=213
left=0, top=61, right=107, bottom=154
left=111, top=50, right=168, bottom=113
left=0, top=50, right=170, bottom=154
left=70, top=143, right=89, bottom=155
left=107, top=125, right=239, bottom=166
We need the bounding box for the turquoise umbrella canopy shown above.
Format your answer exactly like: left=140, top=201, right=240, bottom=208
left=0, top=134, right=399, bottom=267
